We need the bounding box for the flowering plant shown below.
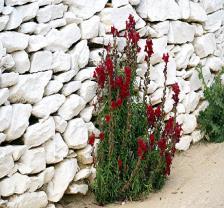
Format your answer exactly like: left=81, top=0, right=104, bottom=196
left=91, top=15, right=182, bottom=205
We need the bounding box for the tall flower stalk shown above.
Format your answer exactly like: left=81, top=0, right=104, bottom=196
left=91, top=15, right=182, bottom=205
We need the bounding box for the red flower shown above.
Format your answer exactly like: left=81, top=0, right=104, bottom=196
left=149, top=134, right=155, bottom=150
left=111, top=26, right=119, bottom=37
left=116, top=98, right=123, bottom=107
left=164, top=117, right=174, bottom=136
left=99, top=132, right=104, bottom=141
left=137, top=138, right=147, bottom=159
left=105, top=115, right=111, bottom=123
left=174, top=123, right=182, bottom=140
left=137, top=146, right=144, bottom=159
left=88, top=133, right=95, bottom=146
left=145, top=39, right=154, bottom=60
left=162, top=53, right=169, bottom=63
left=158, top=138, right=166, bottom=156
left=171, top=83, right=180, bottom=105
left=146, top=105, right=155, bottom=126
left=93, top=65, right=106, bottom=88
left=118, top=159, right=122, bottom=170
left=115, top=76, right=123, bottom=88
left=155, top=106, right=161, bottom=118
left=111, top=100, right=117, bottom=110
left=126, top=14, right=136, bottom=30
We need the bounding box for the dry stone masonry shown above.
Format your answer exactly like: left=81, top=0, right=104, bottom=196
left=0, top=0, right=224, bottom=207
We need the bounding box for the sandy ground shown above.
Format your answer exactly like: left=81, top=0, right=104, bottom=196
left=62, top=142, right=224, bottom=208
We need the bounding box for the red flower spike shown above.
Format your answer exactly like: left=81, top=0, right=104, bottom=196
left=165, top=152, right=172, bottom=175
left=155, top=106, right=161, bottom=118
left=162, top=53, right=169, bottom=63
left=118, top=159, right=122, bottom=170
left=171, top=83, right=180, bottom=105
left=158, top=138, right=167, bottom=156
left=105, top=115, right=111, bottom=123
left=94, top=65, right=106, bottom=88
left=137, top=138, right=147, bottom=152
left=111, top=26, right=119, bottom=37
left=137, top=146, right=144, bottom=159
left=145, top=39, right=154, bottom=59
left=149, top=134, right=155, bottom=150
left=164, top=117, right=174, bottom=136
left=99, top=132, right=105, bottom=141
left=88, top=133, right=95, bottom=146
left=111, top=100, right=117, bottom=110
left=116, top=98, right=123, bottom=107
left=146, top=105, right=155, bottom=126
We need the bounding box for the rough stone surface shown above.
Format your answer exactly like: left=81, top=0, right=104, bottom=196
left=23, top=117, right=55, bottom=148
left=47, top=159, right=78, bottom=202
left=63, top=118, right=88, bottom=149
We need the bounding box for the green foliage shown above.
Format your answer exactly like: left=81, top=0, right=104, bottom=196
left=198, top=65, right=224, bottom=143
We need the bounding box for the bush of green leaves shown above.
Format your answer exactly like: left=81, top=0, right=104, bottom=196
left=198, top=65, right=224, bottom=143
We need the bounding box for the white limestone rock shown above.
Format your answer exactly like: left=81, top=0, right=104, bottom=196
left=9, top=71, right=52, bottom=104
left=75, top=67, right=95, bottom=82
left=5, top=104, right=32, bottom=141
left=18, top=147, right=46, bottom=174
left=1, top=54, right=15, bottom=70
left=12, top=50, right=30, bottom=74
left=189, top=70, right=202, bottom=91
left=201, top=0, right=224, bottom=14
left=63, top=118, right=88, bottom=149
left=194, top=33, right=216, bottom=58
left=44, top=80, right=63, bottom=96
left=74, top=168, right=91, bottom=181
left=30, top=51, right=52, bottom=73
left=0, top=173, right=30, bottom=197
left=80, top=106, right=94, bottom=123
left=79, top=81, right=97, bottom=103
left=6, top=8, right=23, bottom=30
left=86, top=122, right=101, bottom=137
left=178, top=114, right=197, bottom=134
left=0, top=88, right=9, bottom=106
left=0, top=147, right=14, bottom=179
left=0, top=133, right=6, bottom=144
left=46, top=23, right=81, bottom=52
left=54, top=69, right=78, bottom=83
left=66, top=183, right=88, bottom=195
left=0, top=15, right=9, bottom=31
left=80, top=15, right=100, bottom=39
left=183, top=91, right=200, bottom=113
left=0, top=105, right=12, bottom=132
left=19, top=22, right=37, bottom=34
left=44, top=133, right=68, bottom=164
left=205, top=56, right=224, bottom=72
left=112, top=0, right=129, bottom=8
left=189, top=54, right=200, bottom=67
left=168, top=21, right=195, bottom=44
left=76, top=145, right=93, bottom=165
left=32, top=94, right=65, bottom=118
left=175, top=44, right=194, bottom=69
left=69, top=0, right=107, bottom=20
left=70, top=40, right=89, bottom=69
left=0, top=32, right=28, bottom=52
left=64, top=12, right=82, bottom=24
left=151, top=21, right=169, bottom=38
left=24, top=117, right=55, bottom=148
left=100, top=4, right=145, bottom=32
left=0, top=72, right=19, bottom=88
left=62, top=81, right=81, bottom=96
left=17, top=2, right=39, bottom=22
left=53, top=116, right=67, bottom=134
left=137, top=0, right=181, bottom=21
left=189, top=2, right=207, bottom=22
left=47, top=159, right=78, bottom=202
left=9, top=145, right=27, bottom=161
left=28, top=35, right=48, bottom=52
left=36, top=4, right=67, bottom=23
left=35, top=23, right=51, bottom=35
left=192, top=130, right=204, bottom=143
left=5, top=0, right=35, bottom=6
left=52, top=51, right=71, bottom=73
left=175, top=135, right=192, bottom=151
left=7, top=191, right=48, bottom=208
left=129, top=0, right=140, bottom=5
left=178, top=0, right=190, bottom=19
left=58, top=94, right=86, bottom=120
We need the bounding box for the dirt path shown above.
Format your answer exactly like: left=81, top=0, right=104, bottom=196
left=62, top=142, right=224, bottom=208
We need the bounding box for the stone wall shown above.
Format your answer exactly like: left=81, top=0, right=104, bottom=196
left=0, top=0, right=223, bottom=207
